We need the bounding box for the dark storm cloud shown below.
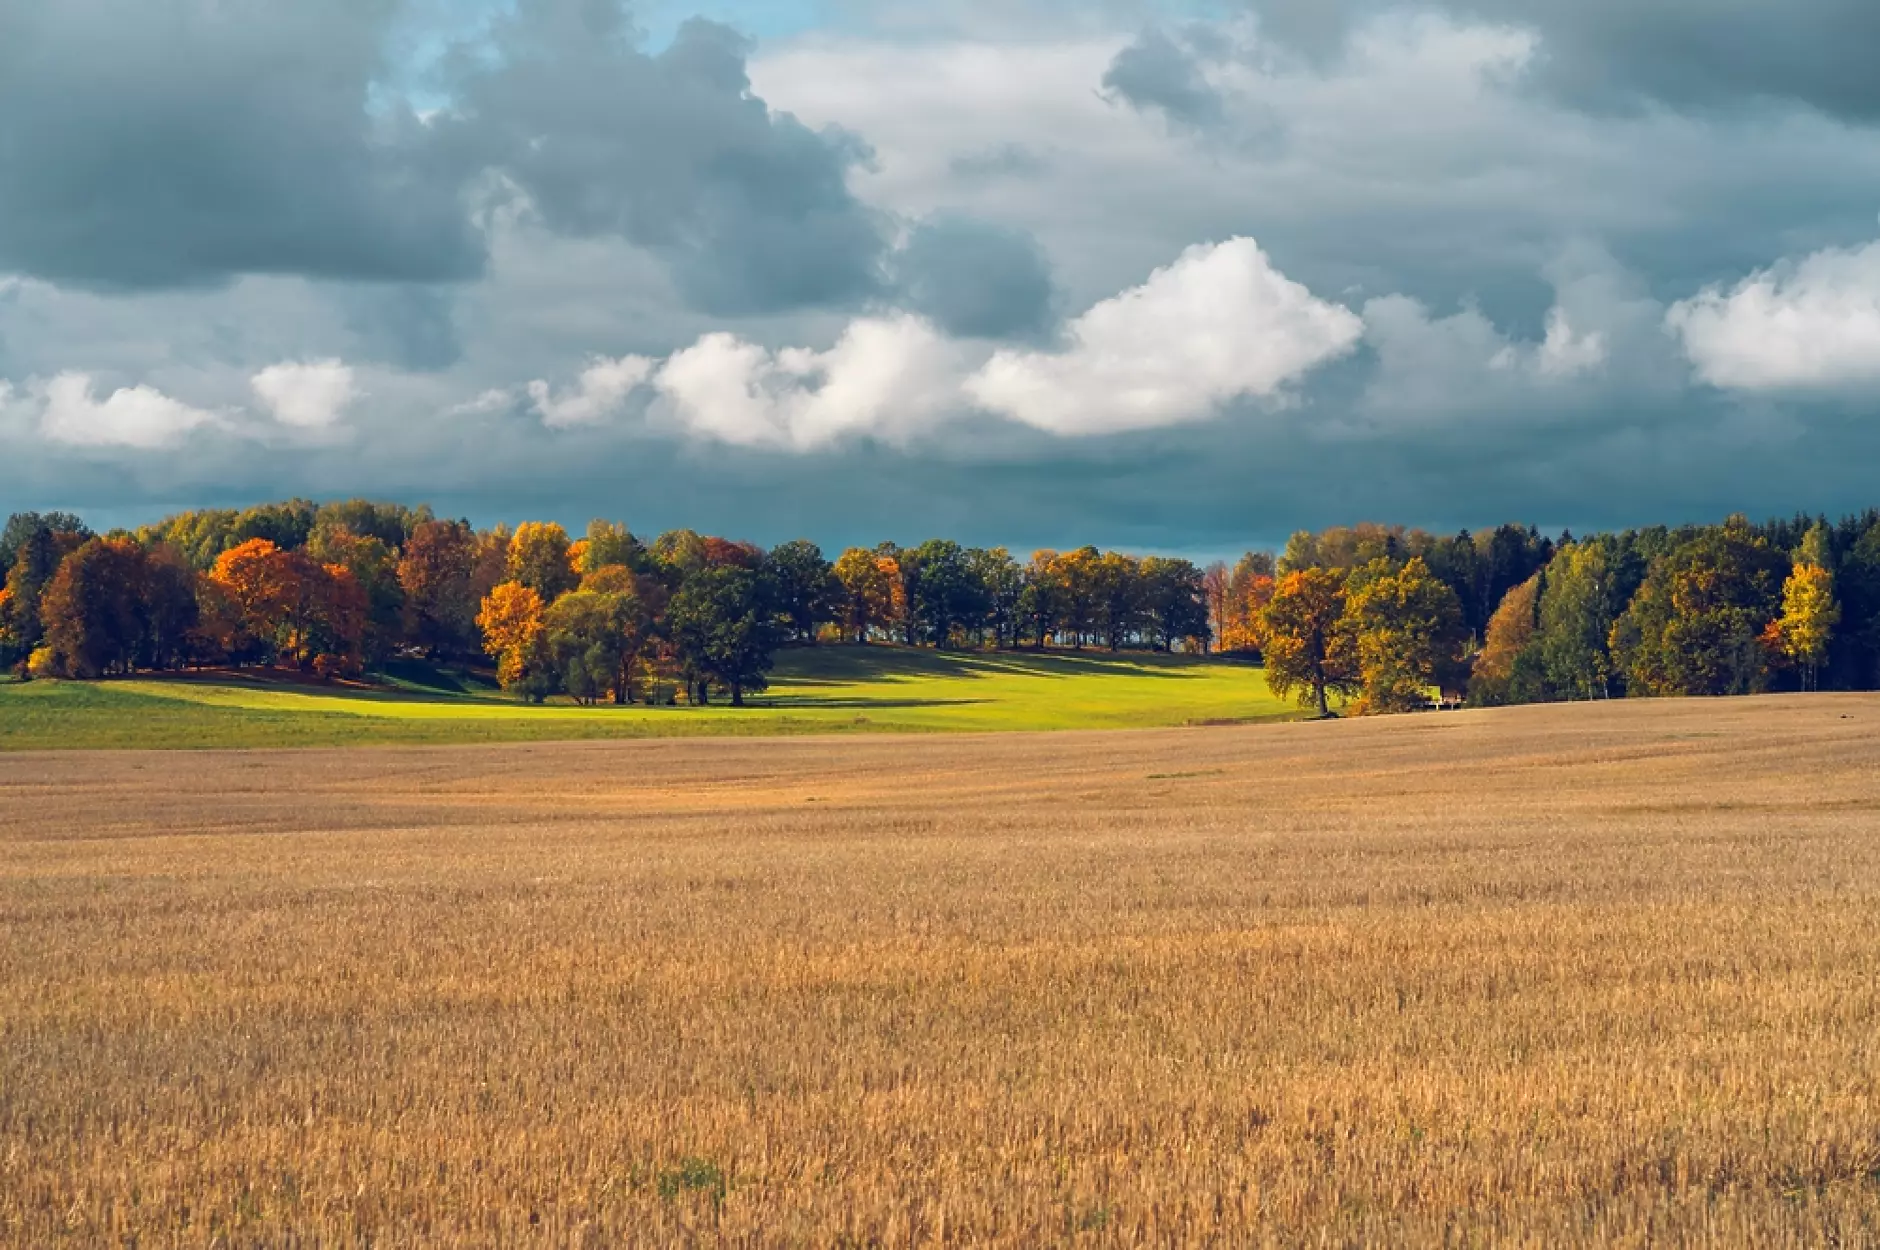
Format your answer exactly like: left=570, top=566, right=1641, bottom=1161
left=892, top=217, right=1057, bottom=341
left=1100, top=27, right=1224, bottom=129
left=0, top=0, right=889, bottom=317
left=437, top=2, right=889, bottom=315
left=1247, top=0, right=1880, bottom=121
left=339, top=285, right=463, bottom=372
left=0, top=0, right=481, bottom=291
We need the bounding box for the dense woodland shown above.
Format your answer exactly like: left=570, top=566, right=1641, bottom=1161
left=0, top=499, right=1864, bottom=715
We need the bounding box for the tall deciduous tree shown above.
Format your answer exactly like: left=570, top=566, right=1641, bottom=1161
left=834, top=547, right=899, bottom=643
left=542, top=586, right=652, bottom=705
left=399, top=520, right=480, bottom=658
left=37, top=538, right=144, bottom=678
left=477, top=581, right=551, bottom=700
left=0, top=520, right=88, bottom=669
left=1261, top=567, right=1360, bottom=717
left=905, top=539, right=986, bottom=649
left=669, top=565, right=785, bottom=706
left=1469, top=572, right=1544, bottom=707
left=506, top=522, right=578, bottom=602
left=1536, top=542, right=1619, bottom=700
left=1611, top=519, right=1787, bottom=697
left=1771, top=561, right=1839, bottom=692
left=768, top=539, right=842, bottom=644
left=1345, top=557, right=1469, bottom=714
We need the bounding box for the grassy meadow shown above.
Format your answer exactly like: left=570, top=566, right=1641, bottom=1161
left=4, top=695, right=1879, bottom=1243
left=0, top=646, right=1293, bottom=750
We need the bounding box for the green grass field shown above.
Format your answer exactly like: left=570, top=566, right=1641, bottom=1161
left=0, top=647, right=1296, bottom=750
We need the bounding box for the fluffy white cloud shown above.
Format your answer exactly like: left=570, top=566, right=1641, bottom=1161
left=1667, top=240, right=1880, bottom=390
left=528, top=356, right=656, bottom=428
left=653, top=315, right=965, bottom=450
left=38, top=372, right=217, bottom=449
left=964, top=238, right=1362, bottom=434
left=250, top=359, right=359, bottom=429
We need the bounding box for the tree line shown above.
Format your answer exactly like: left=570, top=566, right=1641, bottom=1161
left=1233, top=516, right=1854, bottom=714
left=0, top=502, right=1211, bottom=707
left=0, top=502, right=1864, bottom=715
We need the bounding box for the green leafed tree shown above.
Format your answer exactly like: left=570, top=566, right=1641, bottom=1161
left=669, top=565, right=786, bottom=706
left=1536, top=541, right=1620, bottom=700
left=1610, top=518, right=1788, bottom=697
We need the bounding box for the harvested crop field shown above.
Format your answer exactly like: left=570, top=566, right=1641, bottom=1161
left=3, top=696, right=1879, bottom=1245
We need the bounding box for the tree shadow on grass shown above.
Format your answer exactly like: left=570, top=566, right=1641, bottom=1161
left=761, top=696, right=991, bottom=710
left=777, top=645, right=1246, bottom=685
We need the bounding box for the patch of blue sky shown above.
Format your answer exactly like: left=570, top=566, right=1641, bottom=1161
left=370, top=0, right=829, bottom=114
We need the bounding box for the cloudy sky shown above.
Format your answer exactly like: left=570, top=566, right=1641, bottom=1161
left=4, top=0, right=1880, bottom=554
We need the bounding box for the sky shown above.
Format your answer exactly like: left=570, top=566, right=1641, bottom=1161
left=4, top=0, right=1880, bottom=556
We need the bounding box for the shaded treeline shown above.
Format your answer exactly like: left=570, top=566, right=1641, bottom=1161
left=0, top=503, right=1862, bottom=715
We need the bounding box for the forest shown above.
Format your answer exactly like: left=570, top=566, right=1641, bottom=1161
left=0, top=499, right=1861, bottom=716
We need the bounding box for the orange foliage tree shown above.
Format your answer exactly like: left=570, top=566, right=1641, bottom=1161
left=477, top=581, right=550, bottom=699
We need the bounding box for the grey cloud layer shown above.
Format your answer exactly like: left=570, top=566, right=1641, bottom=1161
left=0, top=0, right=891, bottom=314
left=0, top=0, right=479, bottom=290
left=1242, top=0, right=1880, bottom=120
left=4, top=0, right=1880, bottom=549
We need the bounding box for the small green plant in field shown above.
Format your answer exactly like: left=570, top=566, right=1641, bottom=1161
left=656, top=1158, right=727, bottom=1207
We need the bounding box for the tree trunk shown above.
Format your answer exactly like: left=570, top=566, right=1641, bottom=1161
left=730, top=683, right=744, bottom=707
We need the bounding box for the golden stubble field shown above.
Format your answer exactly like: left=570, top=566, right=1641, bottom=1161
left=3, top=697, right=1879, bottom=1246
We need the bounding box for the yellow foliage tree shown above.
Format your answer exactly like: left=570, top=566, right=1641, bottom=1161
left=506, top=522, right=576, bottom=601
left=1344, top=557, right=1469, bottom=715
left=833, top=547, right=901, bottom=643
left=1770, top=562, right=1839, bottom=692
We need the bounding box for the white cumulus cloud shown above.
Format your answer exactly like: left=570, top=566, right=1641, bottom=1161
left=964, top=238, right=1362, bottom=435
left=250, top=359, right=360, bottom=429
left=38, top=373, right=217, bottom=449
left=528, top=356, right=656, bottom=428
left=1668, top=240, right=1880, bottom=390
left=654, top=315, right=966, bottom=450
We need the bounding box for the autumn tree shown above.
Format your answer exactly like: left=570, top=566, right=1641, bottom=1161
left=399, top=520, right=480, bottom=657
left=208, top=539, right=366, bottom=675
left=1048, top=547, right=1101, bottom=648
left=506, top=522, right=578, bottom=602
left=0, top=519, right=88, bottom=670
left=834, top=547, right=901, bottom=643
left=309, top=525, right=404, bottom=664
left=1260, top=567, right=1360, bottom=717
left=477, top=581, right=552, bottom=701
left=1610, top=519, right=1787, bottom=697
left=1344, top=557, right=1469, bottom=714
left=1469, top=572, right=1544, bottom=707
left=36, top=539, right=144, bottom=678
left=1770, top=561, right=1840, bottom=691
left=1018, top=550, right=1066, bottom=648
